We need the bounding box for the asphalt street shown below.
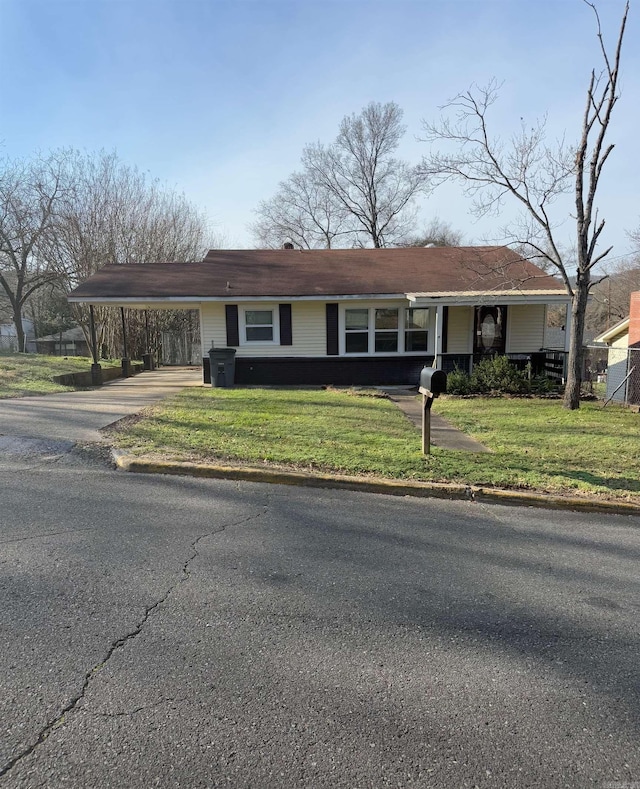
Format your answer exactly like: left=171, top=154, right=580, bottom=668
left=1, top=441, right=639, bottom=788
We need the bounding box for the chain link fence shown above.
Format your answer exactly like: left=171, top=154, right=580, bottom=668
left=0, top=335, right=18, bottom=353
left=627, top=349, right=640, bottom=406
left=603, top=347, right=640, bottom=405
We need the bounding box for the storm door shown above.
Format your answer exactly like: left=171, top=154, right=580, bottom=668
left=473, top=306, right=507, bottom=360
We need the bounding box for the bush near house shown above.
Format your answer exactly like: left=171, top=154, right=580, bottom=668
left=447, top=355, right=558, bottom=396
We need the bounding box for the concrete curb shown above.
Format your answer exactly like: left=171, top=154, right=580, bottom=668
left=111, top=450, right=640, bottom=516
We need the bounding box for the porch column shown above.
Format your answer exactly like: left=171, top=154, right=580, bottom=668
left=433, top=305, right=444, bottom=368
left=89, top=305, right=103, bottom=386
left=199, top=306, right=207, bottom=384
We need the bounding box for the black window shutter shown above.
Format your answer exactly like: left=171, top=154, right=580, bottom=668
left=326, top=303, right=339, bottom=356
left=225, top=305, right=239, bottom=346
left=442, top=306, right=449, bottom=354
left=279, top=304, right=292, bottom=346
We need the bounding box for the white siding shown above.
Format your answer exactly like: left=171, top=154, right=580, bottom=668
left=446, top=307, right=473, bottom=353
left=506, top=304, right=545, bottom=353
left=199, top=303, right=226, bottom=353
left=611, top=332, right=629, bottom=350
left=200, top=302, right=327, bottom=357
left=200, top=300, right=548, bottom=359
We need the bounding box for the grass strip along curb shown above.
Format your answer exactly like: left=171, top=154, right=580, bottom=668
left=112, top=451, right=640, bottom=517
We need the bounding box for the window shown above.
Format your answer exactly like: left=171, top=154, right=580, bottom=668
left=345, top=308, right=369, bottom=353
left=244, top=309, right=274, bottom=342
left=375, top=308, right=399, bottom=352
left=342, top=305, right=429, bottom=354
left=405, top=308, right=429, bottom=352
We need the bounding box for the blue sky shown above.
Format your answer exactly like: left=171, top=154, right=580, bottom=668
left=1, top=0, right=637, bottom=261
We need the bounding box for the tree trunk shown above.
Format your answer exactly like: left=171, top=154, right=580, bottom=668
left=12, top=306, right=26, bottom=353
left=563, top=282, right=589, bottom=409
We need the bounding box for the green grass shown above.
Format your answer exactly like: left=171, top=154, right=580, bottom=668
left=433, top=395, right=640, bottom=499
left=110, top=387, right=640, bottom=501
left=0, top=353, right=121, bottom=398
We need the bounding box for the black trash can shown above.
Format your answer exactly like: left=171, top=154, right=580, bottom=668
left=208, top=347, right=237, bottom=387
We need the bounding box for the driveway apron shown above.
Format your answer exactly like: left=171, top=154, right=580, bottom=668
left=0, top=367, right=202, bottom=444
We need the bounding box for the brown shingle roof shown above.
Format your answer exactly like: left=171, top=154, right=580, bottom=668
left=68, top=246, right=566, bottom=301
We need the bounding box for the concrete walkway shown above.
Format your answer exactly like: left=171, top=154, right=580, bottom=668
left=383, top=388, right=490, bottom=453
left=0, top=367, right=202, bottom=443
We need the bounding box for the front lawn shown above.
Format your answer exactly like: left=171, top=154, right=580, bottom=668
left=109, top=387, right=640, bottom=501
left=434, top=395, right=639, bottom=499
left=0, top=353, right=121, bottom=398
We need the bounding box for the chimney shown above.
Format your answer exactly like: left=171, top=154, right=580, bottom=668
left=629, top=291, right=640, bottom=349
left=282, top=242, right=295, bottom=250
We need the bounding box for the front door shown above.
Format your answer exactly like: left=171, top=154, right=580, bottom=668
left=474, top=306, right=507, bottom=360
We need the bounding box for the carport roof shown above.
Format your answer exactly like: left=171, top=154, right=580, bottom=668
left=68, top=246, right=568, bottom=303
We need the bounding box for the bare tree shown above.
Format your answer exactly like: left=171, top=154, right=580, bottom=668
left=48, top=150, right=211, bottom=358
left=252, top=170, right=351, bottom=249
left=0, top=151, right=69, bottom=351
left=253, top=102, right=427, bottom=249
left=586, top=257, right=640, bottom=331
left=421, top=2, right=629, bottom=409
left=400, top=218, right=465, bottom=248
left=304, top=102, right=426, bottom=248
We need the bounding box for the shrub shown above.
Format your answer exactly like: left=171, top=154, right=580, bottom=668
left=530, top=374, right=557, bottom=396
left=469, top=356, right=530, bottom=395
left=445, top=366, right=474, bottom=395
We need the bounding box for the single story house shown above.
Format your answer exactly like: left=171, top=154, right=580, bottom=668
left=35, top=326, right=91, bottom=357
left=68, top=246, right=570, bottom=386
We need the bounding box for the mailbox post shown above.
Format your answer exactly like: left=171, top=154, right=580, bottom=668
left=418, top=367, right=447, bottom=455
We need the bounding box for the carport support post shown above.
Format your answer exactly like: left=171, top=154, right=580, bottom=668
left=89, top=305, right=103, bottom=386
left=142, top=310, right=153, bottom=370
left=422, top=391, right=434, bottom=455
left=120, top=307, right=131, bottom=378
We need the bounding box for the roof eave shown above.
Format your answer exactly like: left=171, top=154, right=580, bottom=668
left=407, top=291, right=570, bottom=306
left=594, top=317, right=630, bottom=344
left=69, top=290, right=570, bottom=306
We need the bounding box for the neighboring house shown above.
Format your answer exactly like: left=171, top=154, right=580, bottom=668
left=35, top=326, right=91, bottom=357
left=0, top=318, right=36, bottom=353
left=68, top=246, right=570, bottom=386
left=595, top=310, right=640, bottom=403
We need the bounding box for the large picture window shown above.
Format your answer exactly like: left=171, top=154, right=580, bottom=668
left=342, top=306, right=429, bottom=355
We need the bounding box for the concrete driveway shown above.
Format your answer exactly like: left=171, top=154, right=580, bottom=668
left=0, top=367, right=202, bottom=443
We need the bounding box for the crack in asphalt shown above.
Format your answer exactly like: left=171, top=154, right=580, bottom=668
left=0, top=527, right=101, bottom=546
left=87, top=695, right=189, bottom=719
left=0, top=506, right=268, bottom=780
